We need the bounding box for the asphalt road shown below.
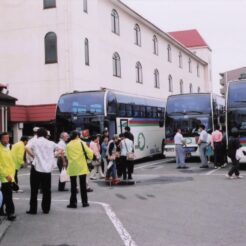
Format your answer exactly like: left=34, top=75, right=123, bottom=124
left=1, top=159, right=246, bottom=246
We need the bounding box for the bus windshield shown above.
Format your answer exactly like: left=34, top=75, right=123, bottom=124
left=57, top=92, right=105, bottom=115
left=166, top=94, right=211, bottom=115
left=228, top=108, right=246, bottom=137
left=228, top=81, right=246, bottom=107
left=165, top=115, right=212, bottom=138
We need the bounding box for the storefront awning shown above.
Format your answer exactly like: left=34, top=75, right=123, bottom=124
left=9, top=104, right=56, bottom=123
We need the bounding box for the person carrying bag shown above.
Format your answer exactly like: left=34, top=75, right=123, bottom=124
left=66, top=131, right=93, bottom=208
left=120, top=132, right=135, bottom=180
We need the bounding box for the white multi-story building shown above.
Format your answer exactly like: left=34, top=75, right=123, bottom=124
left=0, top=0, right=212, bottom=140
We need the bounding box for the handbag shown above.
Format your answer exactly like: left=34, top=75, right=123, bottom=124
left=92, top=160, right=101, bottom=166
left=81, top=141, right=93, bottom=170
left=10, top=182, right=19, bottom=192
left=124, top=140, right=135, bottom=161
left=236, top=148, right=244, bottom=161
left=60, top=168, right=70, bottom=183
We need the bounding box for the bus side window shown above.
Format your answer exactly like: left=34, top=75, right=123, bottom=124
left=126, top=104, right=132, bottom=117
left=140, top=106, right=146, bottom=117
left=119, top=103, right=126, bottom=117
left=157, top=107, right=163, bottom=118
left=146, top=106, right=152, bottom=118
left=152, top=107, right=157, bottom=118
left=107, top=95, right=117, bottom=114
left=133, top=105, right=140, bottom=117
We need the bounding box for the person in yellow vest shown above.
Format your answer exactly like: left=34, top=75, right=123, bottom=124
left=66, top=131, right=93, bottom=208
left=0, top=132, right=16, bottom=221
left=11, top=136, right=29, bottom=191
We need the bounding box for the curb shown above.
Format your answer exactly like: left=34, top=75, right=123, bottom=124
left=0, top=218, right=11, bottom=243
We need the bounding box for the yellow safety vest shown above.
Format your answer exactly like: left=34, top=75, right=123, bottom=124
left=11, top=141, right=25, bottom=171
left=0, top=143, right=15, bottom=183
left=66, top=139, right=93, bottom=177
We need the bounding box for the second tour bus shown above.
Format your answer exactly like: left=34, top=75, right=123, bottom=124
left=56, top=89, right=165, bottom=160
left=226, top=78, right=246, bottom=162
left=164, top=93, right=224, bottom=158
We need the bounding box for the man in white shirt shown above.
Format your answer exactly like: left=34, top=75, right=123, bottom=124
left=198, top=124, right=209, bottom=168
left=25, top=128, right=60, bottom=215
left=174, top=128, right=188, bottom=169
left=120, top=132, right=135, bottom=180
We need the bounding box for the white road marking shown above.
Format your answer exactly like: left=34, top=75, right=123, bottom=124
left=134, top=158, right=174, bottom=170
left=204, top=167, right=222, bottom=176
left=13, top=197, right=138, bottom=246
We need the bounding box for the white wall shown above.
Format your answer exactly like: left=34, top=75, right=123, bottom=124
left=0, top=0, right=210, bottom=106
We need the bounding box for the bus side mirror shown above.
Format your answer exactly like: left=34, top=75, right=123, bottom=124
left=220, top=116, right=225, bottom=124
left=159, top=120, right=164, bottom=128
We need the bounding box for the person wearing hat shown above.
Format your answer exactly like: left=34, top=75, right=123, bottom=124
left=0, top=132, right=17, bottom=221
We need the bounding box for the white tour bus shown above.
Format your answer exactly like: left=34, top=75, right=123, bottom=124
left=56, top=89, right=165, bottom=160
left=164, top=93, right=224, bottom=158
left=226, top=78, right=246, bottom=162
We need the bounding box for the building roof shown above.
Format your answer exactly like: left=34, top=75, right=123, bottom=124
left=9, top=104, right=56, bottom=122
left=116, top=1, right=208, bottom=65
left=168, top=29, right=210, bottom=49
left=0, top=93, right=17, bottom=106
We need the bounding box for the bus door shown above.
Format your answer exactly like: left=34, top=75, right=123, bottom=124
left=120, top=119, right=128, bottom=134
left=104, top=119, right=116, bottom=139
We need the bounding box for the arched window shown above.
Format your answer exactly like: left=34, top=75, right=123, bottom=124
left=179, top=52, right=182, bottom=68
left=167, top=44, right=172, bottom=62
left=84, top=38, right=89, bottom=66
left=111, top=9, right=120, bottom=35
left=180, top=79, right=183, bottom=94
left=189, top=83, right=193, bottom=93
left=197, top=86, right=201, bottom=93
left=83, top=0, right=88, bottom=13
left=45, top=32, right=57, bottom=64
left=197, top=63, right=200, bottom=77
left=188, top=58, right=192, bottom=73
left=136, top=62, right=143, bottom=83
left=153, top=35, right=158, bottom=55
left=154, top=69, right=160, bottom=88
left=134, top=24, right=141, bottom=46
left=168, top=75, right=173, bottom=92
left=112, top=52, right=121, bottom=77
left=43, top=0, right=56, bottom=9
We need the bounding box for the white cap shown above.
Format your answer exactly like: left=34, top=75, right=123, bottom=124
left=33, top=127, right=40, bottom=133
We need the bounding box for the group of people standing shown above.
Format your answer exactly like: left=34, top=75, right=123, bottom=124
left=0, top=126, right=135, bottom=220
left=174, top=125, right=243, bottom=179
